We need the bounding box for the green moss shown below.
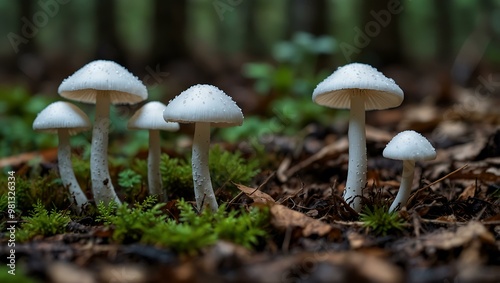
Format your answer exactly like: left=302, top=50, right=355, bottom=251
left=118, top=168, right=143, bottom=196
left=17, top=201, right=71, bottom=242
left=130, top=145, right=261, bottom=199
left=0, top=171, right=71, bottom=215
left=359, top=206, right=405, bottom=236
left=97, top=195, right=164, bottom=243
left=98, top=197, right=269, bottom=254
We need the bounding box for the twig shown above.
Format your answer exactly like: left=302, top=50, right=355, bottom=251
left=419, top=219, right=500, bottom=226
left=227, top=171, right=275, bottom=206
left=407, top=164, right=469, bottom=206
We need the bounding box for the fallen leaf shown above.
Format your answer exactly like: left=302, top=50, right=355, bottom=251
left=47, top=262, right=95, bottom=283
left=421, top=221, right=495, bottom=250
left=270, top=204, right=341, bottom=239
left=0, top=148, right=58, bottom=168
left=458, top=184, right=477, bottom=200
left=243, top=251, right=403, bottom=283
left=235, top=183, right=276, bottom=205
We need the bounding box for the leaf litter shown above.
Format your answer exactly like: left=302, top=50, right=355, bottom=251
left=1, top=86, right=500, bottom=283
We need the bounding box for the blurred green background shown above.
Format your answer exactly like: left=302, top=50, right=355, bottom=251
left=1, top=0, right=499, bottom=158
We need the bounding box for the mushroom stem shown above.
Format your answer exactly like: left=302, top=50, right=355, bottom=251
left=148, top=129, right=164, bottom=201
left=192, top=122, right=218, bottom=212
left=389, top=160, right=415, bottom=212
left=91, top=92, right=121, bottom=205
left=57, top=129, right=88, bottom=212
left=344, top=93, right=367, bottom=212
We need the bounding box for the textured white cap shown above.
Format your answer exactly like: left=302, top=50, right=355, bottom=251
left=163, top=84, right=243, bottom=127
left=383, top=130, right=436, bottom=161
left=58, top=60, right=147, bottom=105
left=33, top=101, right=91, bottom=135
left=128, top=101, right=180, bottom=131
left=312, top=63, right=403, bottom=110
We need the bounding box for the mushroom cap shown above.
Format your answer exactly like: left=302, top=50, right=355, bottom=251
left=58, top=60, right=147, bottom=105
left=383, top=130, right=436, bottom=161
left=33, top=101, right=91, bottom=135
left=163, top=84, right=244, bottom=127
left=312, top=63, right=404, bottom=110
left=128, top=101, right=180, bottom=131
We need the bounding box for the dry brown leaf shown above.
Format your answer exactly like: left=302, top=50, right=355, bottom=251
left=235, top=183, right=276, bottom=205
left=397, top=104, right=440, bottom=132
left=421, top=221, right=495, bottom=250
left=0, top=148, right=58, bottom=168
left=236, top=184, right=341, bottom=239
left=452, top=170, right=500, bottom=182
left=243, top=251, right=403, bottom=283
left=435, top=215, right=457, bottom=222
left=270, top=204, right=340, bottom=239
left=47, top=262, right=95, bottom=283
left=347, top=232, right=370, bottom=249
left=365, top=125, right=393, bottom=143
left=458, top=184, right=477, bottom=200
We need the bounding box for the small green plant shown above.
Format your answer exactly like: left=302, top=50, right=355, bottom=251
left=17, top=201, right=71, bottom=241
left=208, top=145, right=260, bottom=190
left=243, top=31, right=336, bottom=97
left=142, top=200, right=268, bottom=253
left=118, top=168, right=143, bottom=195
left=97, top=198, right=269, bottom=254
left=97, top=195, right=164, bottom=243
left=0, top=172, right=71, bottom=217
left=158, top=154, right=193, bottom=194
left=132, top=146, right=260, bottom=198
left=360, top=206, right=405, bottom=236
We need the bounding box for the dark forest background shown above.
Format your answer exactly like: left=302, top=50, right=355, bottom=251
left=1, top=0, right=499, bottom=156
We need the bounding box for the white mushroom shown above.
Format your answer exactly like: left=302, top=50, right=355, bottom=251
left=128, top=101, right=180, bottom=201
left=33, top=101, right=91, bottom=213
left=312, top=63, right=403, bottom=212
left=58, top=60, right=147, bottom=205
left=383, top=130, right=436, bottom=212
left=163, top=84, right=243, bottom=212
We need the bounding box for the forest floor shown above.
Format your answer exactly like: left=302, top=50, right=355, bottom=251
left=1, top=84, right=500, bottom=283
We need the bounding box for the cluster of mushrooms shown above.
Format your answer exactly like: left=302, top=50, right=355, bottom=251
left=33, top=60, right=435, bottom=214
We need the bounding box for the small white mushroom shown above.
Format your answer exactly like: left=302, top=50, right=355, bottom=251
left=313, top=63, right=404, bottom=212
left=383, top=130, right=436, bottom=212
left=33, top=101, right=91, bottom=213
left=128, top=101, right=180, bottom=201
left=163, top=84, right=243, bottom=212
left=58, top=60, right=147, bottom=205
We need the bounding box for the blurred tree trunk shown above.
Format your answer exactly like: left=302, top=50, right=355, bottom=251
left=287, top=0, right=327, bottom=36
left=435, top=0, right=452, bottom=64
left=151, top=0, right=187, bottom=63
left=95, top=0, right=126, bottom=62
left=360, top=0, right=403, bottom=66
left=19, top=0, right=35, bottom=54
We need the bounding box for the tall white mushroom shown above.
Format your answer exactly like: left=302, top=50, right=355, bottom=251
left=33, top=101, right=91, bottom=212
left=312, top=63, right=403, bottom=212
left=128, top=101, right=180, bottom=201
left=163, top=84, right=244, bottom=212
left=383, top=130, right=436, bottom=212
left=58, top=60, right=147, bottom=205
